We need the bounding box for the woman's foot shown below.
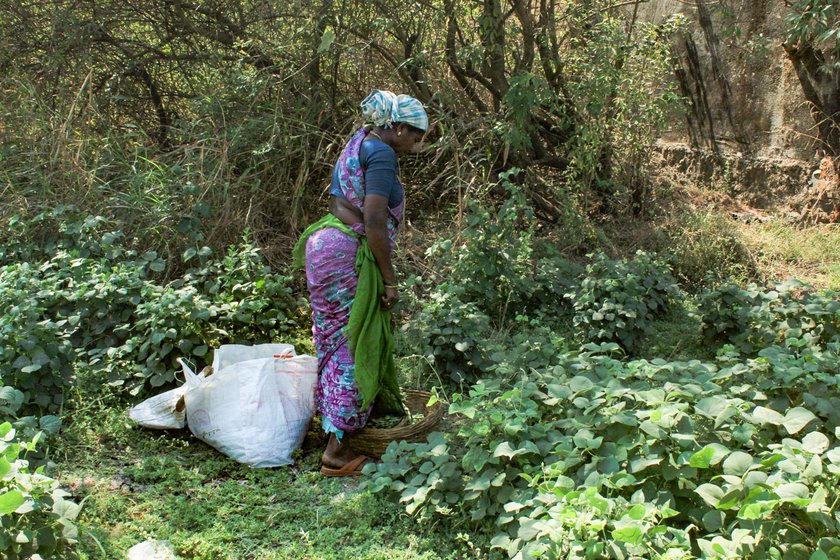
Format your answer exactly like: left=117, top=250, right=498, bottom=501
left=320, top=433, right=375, bottom=476
left=321, top=433, right=364, bottom=469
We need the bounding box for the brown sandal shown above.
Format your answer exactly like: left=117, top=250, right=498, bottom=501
left=320, top=455, right=374, bottom=477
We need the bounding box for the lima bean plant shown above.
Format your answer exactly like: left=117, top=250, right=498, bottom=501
left=386, top=183, right=840, bottom=559
left=367, top=342, right=840, bottom=559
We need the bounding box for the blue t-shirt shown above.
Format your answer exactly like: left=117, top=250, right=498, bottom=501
left=330, top=139, right=403, bottom=208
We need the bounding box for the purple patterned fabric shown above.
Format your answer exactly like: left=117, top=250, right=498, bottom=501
left=305, top=128, right=405, bottom=438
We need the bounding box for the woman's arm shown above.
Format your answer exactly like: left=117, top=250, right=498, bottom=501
left=363, top=194, right=399, bottom=309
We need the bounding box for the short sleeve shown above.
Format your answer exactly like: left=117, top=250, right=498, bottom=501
left=362, top=141, right=399, bottom=201
left=329, top=165, right=345, bottom=198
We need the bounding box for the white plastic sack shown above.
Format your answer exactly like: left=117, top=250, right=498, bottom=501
left=128, top=386, right=188, bottom=430
left=182, top=355, right=317, bottom=468
left=211, top=343, right=295, bottom=374
left=127, top=540, right=177, bottom=560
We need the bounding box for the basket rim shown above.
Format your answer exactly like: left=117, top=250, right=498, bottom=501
left=350, top=389, right=445, bottom=440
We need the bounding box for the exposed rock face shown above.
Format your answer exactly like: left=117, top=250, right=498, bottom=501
left=638, top=0, right=815, bottom=159
left=635, top=1, right=830, bottom=209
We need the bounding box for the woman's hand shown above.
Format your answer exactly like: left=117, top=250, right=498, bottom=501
left=381, top=286, right=399, bottom=310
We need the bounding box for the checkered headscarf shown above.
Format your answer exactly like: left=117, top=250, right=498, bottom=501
left=360, top=89, right=428, bottom=132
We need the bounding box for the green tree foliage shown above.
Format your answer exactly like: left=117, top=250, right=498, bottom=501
left=0, top=0, right=684, bottom=252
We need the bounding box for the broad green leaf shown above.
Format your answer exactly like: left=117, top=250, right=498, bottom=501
left=774, top=482, right=809, bottom=501
left=696, top=483, right=724, bottom=507
left=0, top=490, right=25, bottom=515
left=493, top=442, right=518, bottom=458
left=722, top=451, right=753, bottom=476
left=732, top=424, right=755, bottom=445
left=802, top=432, right=829, bottom=455
left=39, top=416, right=62, bottom=434
left=52, top=497, right=82, bottom=520
left=629, top=457, right=661, bottom=473
left=752, top=406, right=784, bottom=425
left=702, top=510, right=725, bottom=531
left=612, top=526, right=644, bottom=544
left=696, top=396, right=727, bottom=418
left=740, top=501, right=774, bottom=520
left=690, top=444, right=729, bottom=468
left=0, top=387, right=24, bottom=409
left=569, top=376, right=594, bottom=393
left=803, top=455, right=823, bottom=478
left=317, top=27, right=335, bottom=53
left=517, top=519, right=543, bottom=540
left=807, top=486, right=828, bottom=512
left=0, top=422, right=15, bottom=440
left=783, top=407, right=817, bottom=434
left=627, top=504, right=646, bottom=520
left=182, top=247, right=197, bottom=261
left=490, top=534, right=511, bottom=549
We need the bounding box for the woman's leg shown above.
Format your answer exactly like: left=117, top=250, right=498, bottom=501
left=305, top=228, right=372, bottom=466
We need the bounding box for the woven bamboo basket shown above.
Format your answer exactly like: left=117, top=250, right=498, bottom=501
left=347, top=389, right=445, bottom=457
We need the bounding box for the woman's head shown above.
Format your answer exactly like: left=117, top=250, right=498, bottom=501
left=361, top=89, right=428, bottom=133
left=361, top=90, right=428, bottom=155
left=389, top=122, right=426, bottom=155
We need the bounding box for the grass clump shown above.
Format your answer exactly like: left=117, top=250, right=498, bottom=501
left=735, top=220, right=840, bottom=290
left=662, top=211, right=753, bottom=289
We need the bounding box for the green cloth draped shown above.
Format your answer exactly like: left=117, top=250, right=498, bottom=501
left=292, top=214, right=402, bottom=413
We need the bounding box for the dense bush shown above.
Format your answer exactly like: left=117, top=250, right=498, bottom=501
left=699, top=280, right=839, bottom=355
left=0, top=212, right=302, bottom=557
left=400, top=290, right=495, bottom=384
left=401, top=177, right=582, bottom=383
left=367, top=344, right=840, bottom=559
left=423, top=175, right=542, bottom=324
left=0, top=214, right=299, bottom=411
left=566, top=251, right=680, bottom=353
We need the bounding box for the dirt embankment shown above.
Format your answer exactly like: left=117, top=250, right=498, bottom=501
left=634, top=1, right=838, bottom=221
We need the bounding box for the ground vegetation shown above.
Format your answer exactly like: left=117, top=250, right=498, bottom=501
left=1, top=1, right=838, bottom=559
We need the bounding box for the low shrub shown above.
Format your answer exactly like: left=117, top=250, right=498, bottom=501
left=698, top=279, right=839, bottom=355
left=402, top=175, right=582, bottom=384
left=424, top=174, right=539, bottom=324
left=566, top=251, right=680, bottom=353
left=0, top=217, right=299, bottom=411
left=0, top=422, right=79, bottom=559
left=399, top=288, right=495, bottom=384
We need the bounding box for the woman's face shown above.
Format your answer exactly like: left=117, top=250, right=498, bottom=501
left=392, top=124, right=426, bottom=155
